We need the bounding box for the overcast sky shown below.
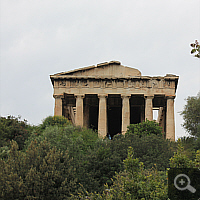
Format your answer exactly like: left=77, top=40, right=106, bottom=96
left=0, top=0, right=199, bottom=139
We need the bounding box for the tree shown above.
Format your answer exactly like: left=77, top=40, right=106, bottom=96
left=169, top=139, right=200, bottom=169
left=74, top=147, right=168, bottom=200
left=126, top=120, right=163, bottom=137
left=190, top=40, right=200, bottom=58
left=180, top=92, right=200, bottom=137
left=0, top=116, right=31, bottom=149
left=0, top=140, right=77, bottom=199
left=169, top=139, right=194, bottom=168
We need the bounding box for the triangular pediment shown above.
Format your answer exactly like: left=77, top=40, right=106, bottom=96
left=52, top=61, right=141, bottom=78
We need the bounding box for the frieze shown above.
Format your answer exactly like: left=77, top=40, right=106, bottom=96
left=93, top=80, right=101, bottom=88
left=135, top=80, right=140, bottom=88
left=124, top=80, right=128, bottom=88
left=101, top=80, right=106, bottom=88
left=57, top=78, right=176, bottom=89
left=117, top=80, right=124, bottom=88
left=59, top=80, right=66, bottom=86
left=158, top=79, right=164, bottom=88
left=105, top=80, right=112, bottom=88
left=164, top=80, right=172, bottom=88
left=152, top=80, right=158, bottom=88
left=140, top=80, right=147, bottom=88
left=81, top=79, right=89, bottom=87
left=70, top=80, right=79, bottom=87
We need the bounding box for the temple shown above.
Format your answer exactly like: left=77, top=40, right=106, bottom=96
left=50, top=61, right=179, bottom=140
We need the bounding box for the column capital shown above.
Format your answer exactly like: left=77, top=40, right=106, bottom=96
left=166, top=95, right=176, bottom=99
left=98, top=94, right=108, bottom=98
left=121, top=95, right=131, bottom=99
left=53, top=94, right=64, bottom=99
left=75, top=94, right=85, bottom=99
left=144, top=95, right=154, bottom=99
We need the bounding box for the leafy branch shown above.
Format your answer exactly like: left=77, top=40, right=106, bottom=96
left=190, top=40, right=200, bottom=58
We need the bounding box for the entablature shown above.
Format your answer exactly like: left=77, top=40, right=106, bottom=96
left=52, top=76, right=178, bottom=92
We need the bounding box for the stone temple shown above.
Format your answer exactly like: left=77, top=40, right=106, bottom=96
left=50, top=61, right=179, bottom=141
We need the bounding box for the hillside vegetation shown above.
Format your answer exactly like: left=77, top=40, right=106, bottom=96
left=0, top=115, right=199, bottom=199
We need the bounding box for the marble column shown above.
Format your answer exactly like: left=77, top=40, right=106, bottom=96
left=75, top=94, right=85, bottom=127
left=166, top=96, right=175, bottom=141
left=121, top=95, right=131, bottom=135
left=98, top=94, right=107, bottom=138
left=145, top=95, right=154, bottom=121
left=53, top=94, right=64, bottom=116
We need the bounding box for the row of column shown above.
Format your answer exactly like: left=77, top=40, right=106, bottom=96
left=54, top=94, right=175, bottom=141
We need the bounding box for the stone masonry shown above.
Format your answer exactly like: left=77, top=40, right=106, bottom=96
left=50, top=61, right=179, bottom=141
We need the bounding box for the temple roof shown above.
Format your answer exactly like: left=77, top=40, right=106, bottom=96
left=50, top=61, right=179, bottom=91
left=50, top=61, right=142, bottom=78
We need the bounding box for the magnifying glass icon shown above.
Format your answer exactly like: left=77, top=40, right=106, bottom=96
left=174, top=174, right=196, bottom=193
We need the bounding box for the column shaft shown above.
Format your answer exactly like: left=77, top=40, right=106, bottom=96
left=121, top=95, right=130, bottom=134
left=53, top=94, right=64, bottom=116
left=166, top=96, right=175, bottom=141
left=75, top=94, right=84, bottom=127
left=98, top=94, right=107, bottom=138
left=145, top=96, right=154, bottom=121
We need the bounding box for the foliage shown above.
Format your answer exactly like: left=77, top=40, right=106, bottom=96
left=0, top=140, right=77, bottom=199
left=25, top=125, right=99, bottom=155
left=25, top=125, right=113, bottom=193
left=125, top=134, right=176, bottom=170
left=74, top=147, right=168, bottom=200
left=0, top=146, right=10, bottom=160
left=1, top=115, right=177, bottom=195
left=169, top=139, right=196, bottom=168
left=40, top=115, right=71, bottom=129
left=180, top=92, right=200, bottom=137
left=76, top=140, right=123, bottom=193
left=193, top=150, right=200, bottom=168
left=0, top=115, right=31, bottom=149
left=179, top=136, right=197, bottom=160
left=190, top=40, right=200, bottom=58
left=169, top=140, right=192, bottom=168
left=126, top=120, right=163, bottom=137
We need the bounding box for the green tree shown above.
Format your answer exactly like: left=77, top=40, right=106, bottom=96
left=40, top=115, right=71, bottom=129
left=126, top=120, right=163, bottom=137
left=23, top=116, right=175, bottom=194
left=169, top=139, right=194, bottom=168
left=0, top=116, right=31, bottom=149
left=180, top=92, right=200, bottom=137
left=0, top=140, right=77, bottom=199
left=190, top=40, right=200, bottom=58
left=74, top=147, right=168, bottom=200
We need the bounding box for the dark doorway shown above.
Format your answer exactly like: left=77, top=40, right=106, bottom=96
left=130, top=107, right=141, bottom=124
left=89, top=106, right=98, bottom=131
left=107, top=107, right=122, bottom=138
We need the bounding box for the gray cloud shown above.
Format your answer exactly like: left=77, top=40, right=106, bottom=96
left=0, top=0, right=199, bottom=139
